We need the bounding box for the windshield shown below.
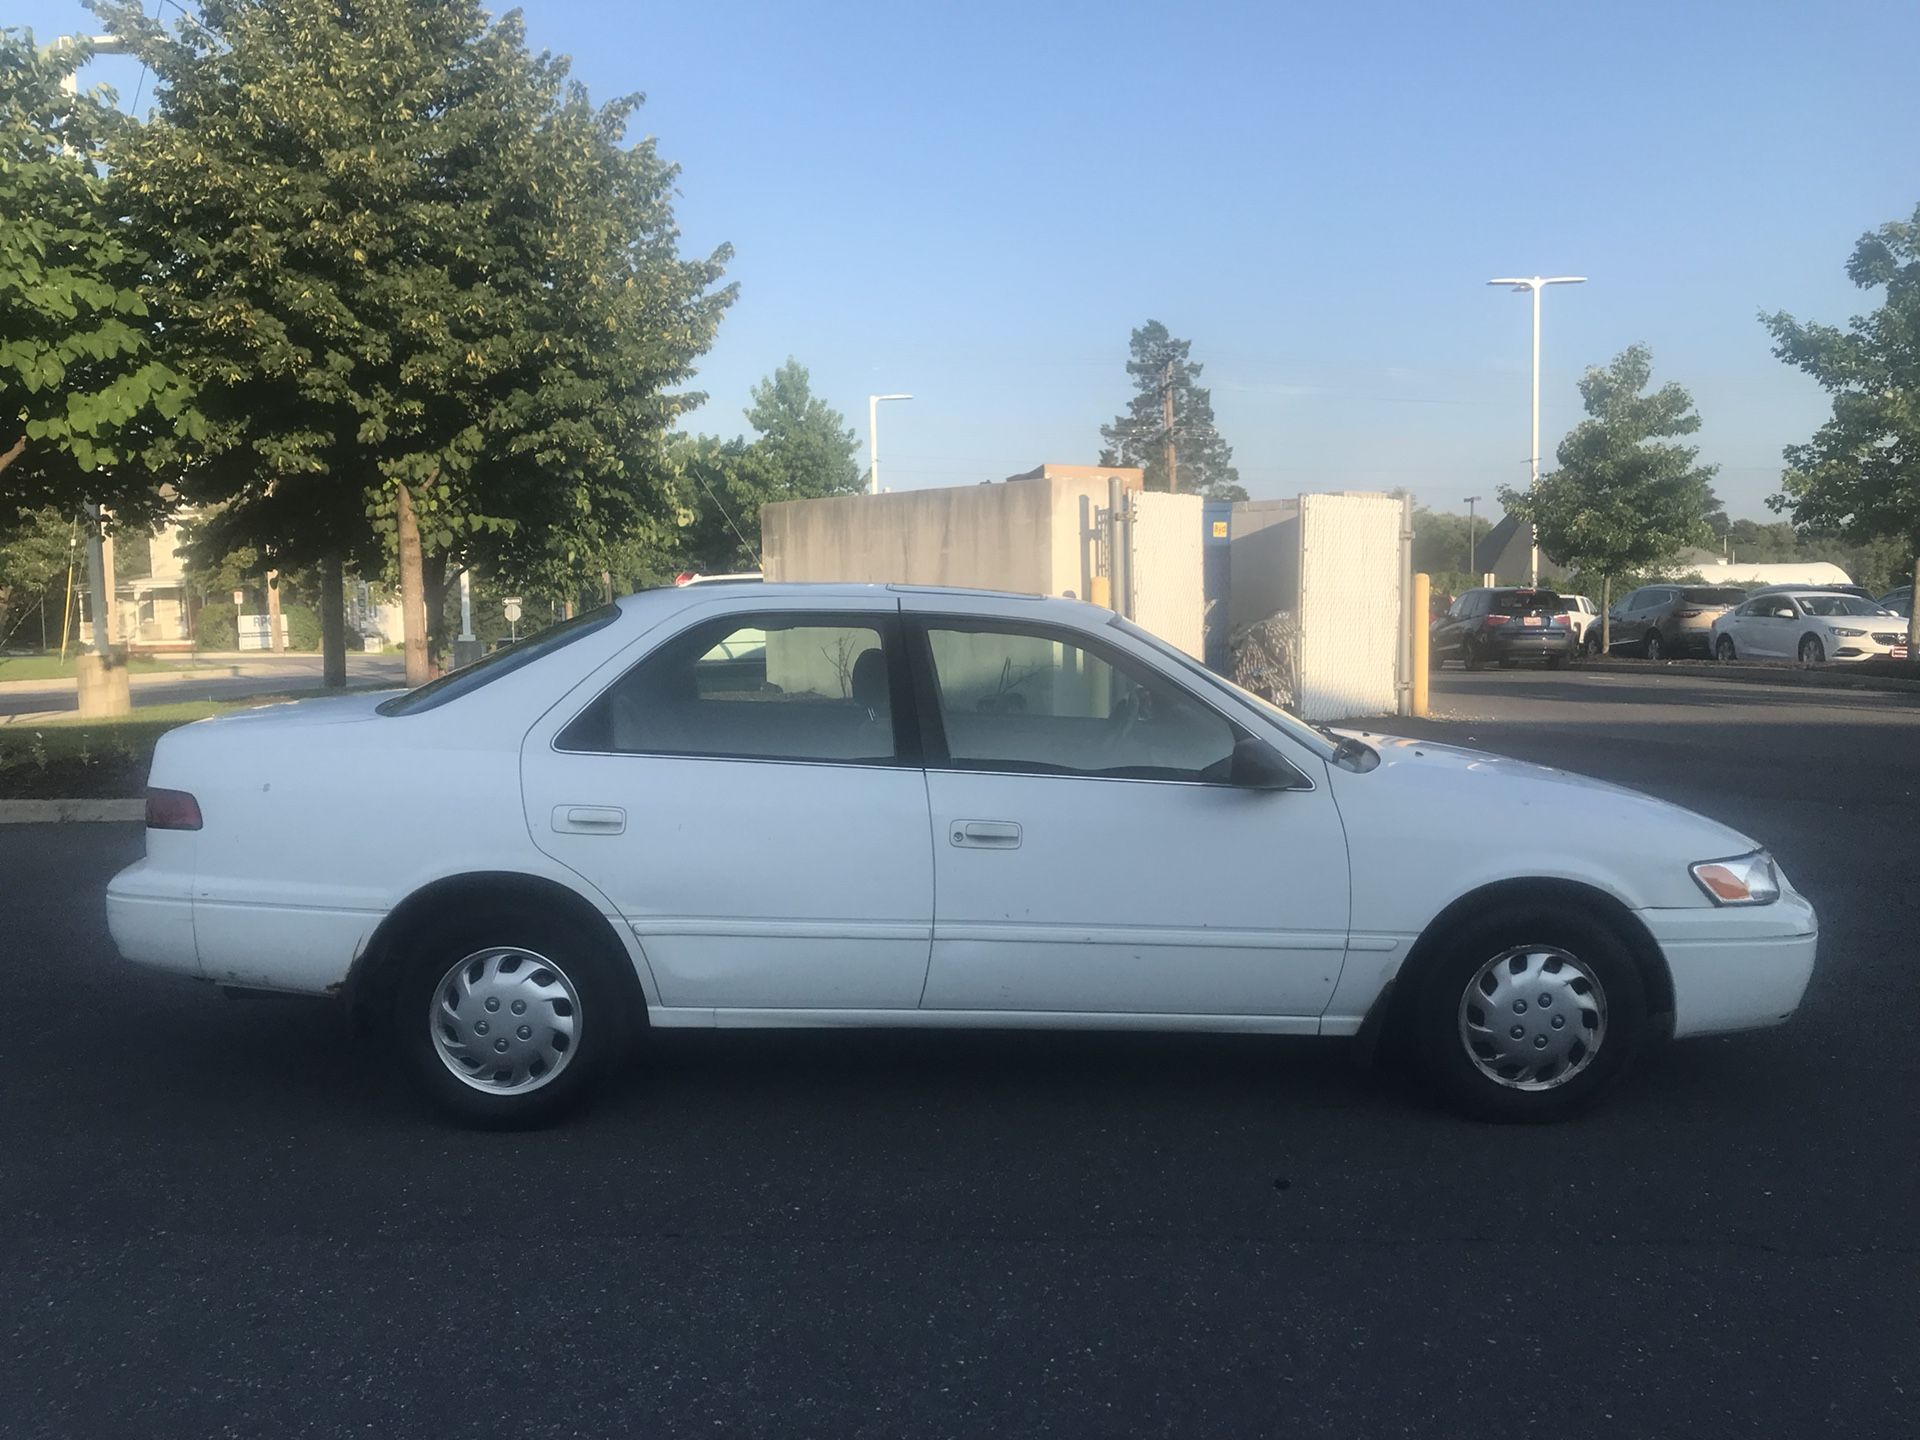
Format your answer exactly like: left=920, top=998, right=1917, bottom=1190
left=376, top=606, right=621, bottom=715
left=1798, top=595, right=1888, bottom=617
left=1109, top=614, right=1336, bottom=758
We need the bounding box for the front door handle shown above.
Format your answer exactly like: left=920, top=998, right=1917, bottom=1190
left=554, top=805, right=626, bottom=835
left=950, top=819, right=1022, bottom=849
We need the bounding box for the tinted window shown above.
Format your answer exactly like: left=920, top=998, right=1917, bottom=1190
left=378, top=606, right=620, bottom=716
left=1682, top=588, right=1748, bottom=605
left=926, top=624, right=1236, bottom=781
left=1800, top=595, right=1885, bottom=617
left=1490, top=591, right=1562, bottom=615
left=558, top=615, right=896, bottom=763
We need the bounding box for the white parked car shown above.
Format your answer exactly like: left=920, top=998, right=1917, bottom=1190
left=109, top=585, right=1818, bottom=1127
left=1711, top=590, right=1909, bottom=663
left=1559, top=594, right=1598, bottom=647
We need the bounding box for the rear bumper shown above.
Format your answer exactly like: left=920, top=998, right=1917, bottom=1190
left=1642, top=892, right=1818, bottom=1039
left=106, top=860, right=200, bottom=978
left=1489, top=630, right=1574, bottom=658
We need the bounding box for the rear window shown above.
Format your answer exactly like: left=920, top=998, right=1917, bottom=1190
left=1490, top=591, right=1563, bottom=614
left=377, top=605, right=621, bottom=715
left=1682, top=588, right=1748, bottom=605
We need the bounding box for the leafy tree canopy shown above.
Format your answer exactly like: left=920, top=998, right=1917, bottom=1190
left=1762, top=203, right=1920, bottom=623
left=0, top=30, right=199, bottom=527
left=1099, top=321, right=1247, bottom=500
left=1498, top=345, right=1716, bottom=588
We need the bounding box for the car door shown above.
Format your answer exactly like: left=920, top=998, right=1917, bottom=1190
left=1745, top=596, right=1798, bottom=657
left=520, top=599, right=935, bottom=1012
left=1604, top=590, right=1639, bottom=651
left=903, top=599, right=1351, bottom=1020
left=1432, top=592, right=1469, bottom=658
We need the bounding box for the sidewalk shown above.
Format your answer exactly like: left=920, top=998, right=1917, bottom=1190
left=1577, top=655, right=1920, bottom=696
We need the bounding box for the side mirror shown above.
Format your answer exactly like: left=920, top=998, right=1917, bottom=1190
left=1773, top=606, right=1797, bottom=619
left=1230, top=736, right=1301, bottom=791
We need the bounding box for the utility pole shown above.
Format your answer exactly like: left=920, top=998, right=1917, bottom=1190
left=1464, top=495, right=1480, bottom=578
left=1161, top=361, right=1179, bottom=494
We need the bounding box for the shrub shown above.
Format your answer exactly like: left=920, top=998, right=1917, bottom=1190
left=282, top=603, right=321, bottom=651
left=194, top=601, right=237, bottom=650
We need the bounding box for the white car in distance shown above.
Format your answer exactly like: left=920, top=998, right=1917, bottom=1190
left=109, top=585, right=1818, bottom=1127
left=1711, top=590, right=1909, bottom=663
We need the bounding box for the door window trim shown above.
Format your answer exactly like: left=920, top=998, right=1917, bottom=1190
left=550, top=608, right=921, bottom=769
left=902, top=614, right=1292, bottom=789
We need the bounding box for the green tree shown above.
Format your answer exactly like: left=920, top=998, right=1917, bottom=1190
left=676, top=361, right=862, bottom=572
left=1499, top=345, right=1716, bottom=649
left=94, top=0, right=732, bottom=684
left=1762, top=202, right=1920, bottom=646
left=0, top=31, right=199, bottom=531
left=1099, top=321, right=1247, bottom=500
left=0, top=507, right=77, bottom=647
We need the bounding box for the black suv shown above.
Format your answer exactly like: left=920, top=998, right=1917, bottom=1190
left=1431, top=587, right=1576, bottom=670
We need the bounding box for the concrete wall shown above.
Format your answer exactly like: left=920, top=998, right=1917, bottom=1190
left=764, top=474, right=1137, bottom=597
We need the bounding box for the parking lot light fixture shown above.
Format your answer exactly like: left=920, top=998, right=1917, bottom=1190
left=1487, top=276, right=1587, bottom=586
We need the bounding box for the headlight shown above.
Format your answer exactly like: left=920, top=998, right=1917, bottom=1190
left=1830, top=626, right=1866, bottom=637
left=1691, top=851, right=1781, bottom=906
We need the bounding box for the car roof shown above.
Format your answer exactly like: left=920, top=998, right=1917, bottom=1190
left=618, top=581, right=1099, bottom=616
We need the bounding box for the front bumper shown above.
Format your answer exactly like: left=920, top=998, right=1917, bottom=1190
left=1641, top=889, right=1818, bottom=1038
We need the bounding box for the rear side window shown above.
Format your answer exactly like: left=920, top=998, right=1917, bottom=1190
left=1490, top=591, right=1563, bottom=615
left=378, top=606, right=620, bottom=715
left=558, top=614, right=898, bottom=764
left=1682, top=588, right=1748, bottom=605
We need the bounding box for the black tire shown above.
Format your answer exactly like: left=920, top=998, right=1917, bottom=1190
left=1544, top=654, right=1566, bottom=670
left=1799, top=634, right=1825, bottom=664
left=1644, top=628, right=1664, bottom=661
left=1497, top=658, right=1519, bottom=669
left=1462, top=639, right=1483, bottom=672
left=1715, top=634, right=1737, bottom=662
left=389, top=902, right=636, bottom=1129
left=1407, top=902, right=1648, bottom=1123
left=1584, top=629, right=1604, bottom=657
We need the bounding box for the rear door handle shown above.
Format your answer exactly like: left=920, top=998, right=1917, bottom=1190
left=554, top=805, right=626, bottom=835
left=950, top=819, right=1022, bottom=849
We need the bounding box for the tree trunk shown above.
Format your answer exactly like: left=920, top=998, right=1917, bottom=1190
left=423, top=550, right=449, bottom=680
left=395, top=483, right=430, bottom=687
left=319, top=554, right=347, bottom=689
left=1908, top=553, right=1919, bottom=655
left=0, top=433, right=24, bottom=475
left=265, top=568, right=285, bottom=654
left=1601, top=575, right=1611, bottom=654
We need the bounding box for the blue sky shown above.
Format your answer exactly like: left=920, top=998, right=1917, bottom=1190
left=23, top=0, right=1920, bottom=519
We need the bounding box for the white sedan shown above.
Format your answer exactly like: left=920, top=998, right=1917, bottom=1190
left=109, top=584, right=1817, bottom=1127
left=1711, top=590, right=1909, bottom=663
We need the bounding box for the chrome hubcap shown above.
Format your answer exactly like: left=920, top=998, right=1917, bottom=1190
left=1457, top=946, right=1606, bottom=1091
left=429, top=947, right=580, bottom=1094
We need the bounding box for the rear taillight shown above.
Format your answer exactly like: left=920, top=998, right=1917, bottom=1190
left=1676, top=608, right=1702, bottom=619
left=145, top=787, right=203, bottom=831
left=1555, top=613, right=1571, bottom=628
left=673, top=572, right=694, bottom=586
left=1483, top=614, right=1512, bottom=627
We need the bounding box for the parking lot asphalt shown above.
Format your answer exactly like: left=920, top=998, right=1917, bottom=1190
left=3, top=665, right=1915, bottom=1438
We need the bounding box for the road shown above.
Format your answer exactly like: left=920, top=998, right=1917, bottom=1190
left=2, top=668, right=1914, bottom=1438
left=0, top=652, right=407, bottom=719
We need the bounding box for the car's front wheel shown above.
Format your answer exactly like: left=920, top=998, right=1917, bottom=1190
left=392, top=906, right=633, bottom=1128
left=1799, top=634, right=1825, bottom=664
left=1645, top=628, right=1665, bottom=661
left=1409, top=904, right=1647, bottom=1123
left=1715, top=634, right=1737, bottom=661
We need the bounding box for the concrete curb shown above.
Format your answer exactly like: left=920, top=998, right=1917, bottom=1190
left=1576, top=658, right=1920, bottom=697
left=0, top=799, right=144, bottom=824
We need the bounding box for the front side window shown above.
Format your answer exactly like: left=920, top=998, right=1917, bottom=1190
left=924, top=624, right=1236, bottom=781
left=558, top=615, right=896, bottom=764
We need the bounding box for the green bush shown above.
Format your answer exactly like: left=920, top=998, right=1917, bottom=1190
left=282, top=603, right=321, bottom=651
left=194, top=601, right=237, bottom=650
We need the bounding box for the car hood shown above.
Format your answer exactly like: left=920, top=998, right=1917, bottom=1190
left=1331, top=728, right=1758, bottom=858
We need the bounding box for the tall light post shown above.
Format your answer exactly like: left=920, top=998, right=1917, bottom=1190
left=1464, top=494, right=1481, bottom=579
left=867, top=393, right=912, bottom=495
left=1488, top=275, right=1586, bottom=585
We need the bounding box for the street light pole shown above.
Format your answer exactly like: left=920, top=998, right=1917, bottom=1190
left=1488, top=275, right=1586, bottom=586
left=1464, top=495, right=1480, bottom=579
left=867, top=393, right=913, bottom=495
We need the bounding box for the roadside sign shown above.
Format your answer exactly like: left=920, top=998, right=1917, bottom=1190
left=503, top=598, right=522, bottom=623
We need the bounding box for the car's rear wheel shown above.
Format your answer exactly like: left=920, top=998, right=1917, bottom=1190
left=1799, top=634, right=1825, bottom=664
left=1544, top=654, right=1565, bottom=670
left=391, top=905, right=632, bottom=1128
left=1584, top=629, right=1603, bottom=657
left=1409, top=904, right=1647, bottom=1123
left=1715, top=634, right=1737, bottom=661
left=1645, top=628, right=1664, bottom=661
left=1462, top=639, right=1484, bottom=671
